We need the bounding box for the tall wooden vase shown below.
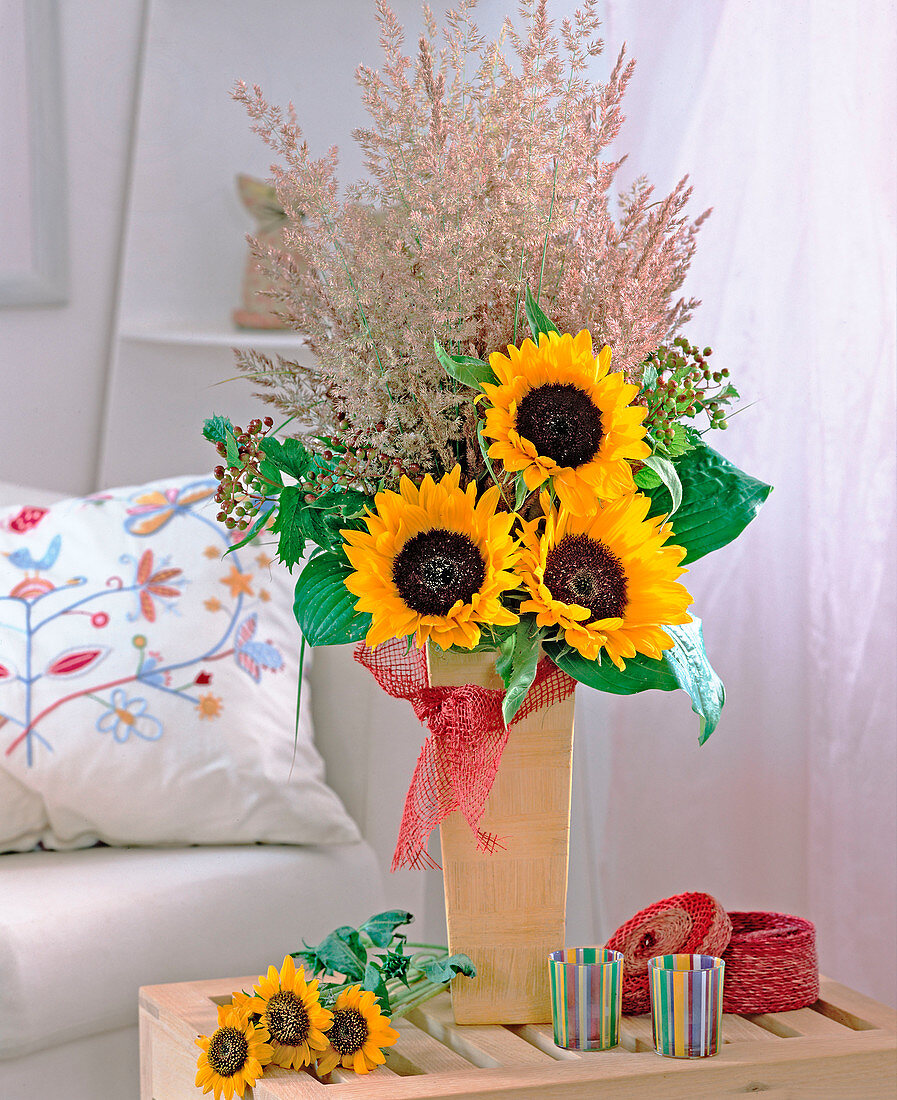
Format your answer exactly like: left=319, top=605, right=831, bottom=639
left=427, top=644, right=576, bottom=1025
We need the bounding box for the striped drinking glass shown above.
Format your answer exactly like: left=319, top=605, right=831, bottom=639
left=548, top=946, right=623, bottom=1051
left=649, top=953, right=725, bottom=1057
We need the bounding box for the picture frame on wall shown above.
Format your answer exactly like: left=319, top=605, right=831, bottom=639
left=0, top=0, right=68, bottom=307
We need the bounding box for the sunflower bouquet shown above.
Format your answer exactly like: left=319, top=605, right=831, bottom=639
left=195, top=911, right=475, bottom=1096
left=205, top=0, right=770, bottom=822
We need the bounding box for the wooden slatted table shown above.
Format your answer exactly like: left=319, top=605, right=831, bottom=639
left=140, top=975, right=897, bottom=1099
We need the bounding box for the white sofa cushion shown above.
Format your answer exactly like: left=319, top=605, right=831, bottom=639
left=0, top=475, right=360, bottom=850
left=0, top=843, right=385, bottom=1059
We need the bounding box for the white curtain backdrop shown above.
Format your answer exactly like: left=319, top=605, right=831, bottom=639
left=564, top=0, right=895, bottom=1005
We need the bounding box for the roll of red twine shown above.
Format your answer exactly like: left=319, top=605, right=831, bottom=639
left=606, top=892, right=732, bottom=1014
left=722, top=911, right=819, bottom=1013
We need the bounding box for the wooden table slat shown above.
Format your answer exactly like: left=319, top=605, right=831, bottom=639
left=139, top=976, right=897, bottom=1100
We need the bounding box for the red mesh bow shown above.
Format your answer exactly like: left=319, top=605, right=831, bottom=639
left=355, top=638, right=575, bottom=870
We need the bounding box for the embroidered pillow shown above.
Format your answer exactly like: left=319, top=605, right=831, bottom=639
left=0, top=476, right=360, bottom=850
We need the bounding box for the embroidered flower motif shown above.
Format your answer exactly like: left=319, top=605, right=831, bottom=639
left=233, top=614, right=284, bottom=682
left=5, top=506, right=48, bottom=534
left=220, top=564, right=254, bottom=599
left=124, top=482, right=215, bottom=537
left=196, top=693, right=223, bottom=720
left=204, top=596, right=223, bottom=612
left=96, top=689, right=163, bottom=743
left=134, top=550, right=182, bottom=622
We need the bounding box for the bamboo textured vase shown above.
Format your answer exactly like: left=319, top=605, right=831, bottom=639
left=428, top=645, right=576, bottom=1025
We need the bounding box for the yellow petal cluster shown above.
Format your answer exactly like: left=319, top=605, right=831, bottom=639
left=518, top=493, right=693, bottom=669
left=194, top=1004, right=273, bottom=1100
left=481, top=329, right=650, bottom=513
left=244, top=955, right=333, bottom=1070
left=342, top=465, right=520, bottom=650
left=316, top=984, right=400, bottom=1076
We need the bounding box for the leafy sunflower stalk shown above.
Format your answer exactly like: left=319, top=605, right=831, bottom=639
left=194, top=910, right=474, bottom=1096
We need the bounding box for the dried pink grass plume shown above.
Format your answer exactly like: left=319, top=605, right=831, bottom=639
left=234, top=0, right=708, bottom=490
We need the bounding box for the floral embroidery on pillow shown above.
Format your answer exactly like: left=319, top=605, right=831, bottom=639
left=1, top=478, right=285, bottom=766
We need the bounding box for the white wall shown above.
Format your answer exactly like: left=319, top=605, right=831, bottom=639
left=0, top=0, right=145, bottom=494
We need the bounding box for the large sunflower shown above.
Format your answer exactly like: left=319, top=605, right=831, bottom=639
left=519, top=493, right=693, bottom=668
left=316, top=985, right=399, bottom=1076
left=481, top=329, right=650, bottom=513
left=194, top=1004, right=273, bottom=1100
left=244, top=955, right=332, bottom=1070
left=342, top=465, right=520, bottom=650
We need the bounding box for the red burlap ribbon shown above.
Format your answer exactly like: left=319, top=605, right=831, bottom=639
left=355, top=639, right=576, bottom=871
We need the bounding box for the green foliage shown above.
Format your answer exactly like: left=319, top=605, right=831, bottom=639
left=544, top=617, right=725, bottom=740
left=647, top=445, right=772, bottom=564
left=496, top=620, right=541, bottom=724
left=434, top=338, right=497, bottom=388
left=291, top=911, right=475, bottom=1018
left=202, top=414, right=235, bottom=445
left=639, top=454, right=682, bottom=516
left=524, top=285, right=560, bottom=340
left=292, top=552, right=372, bottom=646
left=261, top=435, right=313, bottom=481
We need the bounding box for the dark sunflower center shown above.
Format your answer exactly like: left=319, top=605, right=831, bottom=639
left=393, top=529, right=486, bottom=616
left=265, top=990, right=310, bottom=1046
left=207, top=1026, right=249, bottom=1077
left=328, top=1008, right=369, bottom=1055
left=543, top=534, right=628, bottom=622
left=515, top=383, right=604, bottom=468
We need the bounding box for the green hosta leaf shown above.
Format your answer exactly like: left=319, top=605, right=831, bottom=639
left=545, top=617, right=724, bottom=740
left=641, top=454, right=682, bottom=516
left=293, top=552, right=371, bottom=646
left=524, top=285, right=560, bottom=341
left=496, top=621, right=541, bottom=725
left=420, top=953, right=477, bottom=984
left=434, top=338, right=496, bottom=388
left=662, top=620, right=725, bottom=744
left=545, top=640, right=678, bottom=695
left=648, top=445, right=773, bottom=564
left=272, top=486, right=307, bottom=569
left=514, top=476, right=529, bottom=512
left=359, top=910, right=414, bottom=949
left=202, top=414, right=235, bottom=445
left=313, top=926, right=367, bottom=981
left=261, top=436, right=312, bottom=481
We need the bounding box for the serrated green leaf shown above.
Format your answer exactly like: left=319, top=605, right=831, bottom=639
left=272, top=485, right=307, bottom=569
left=359, top=910, right=414, bottom=949
left=291, top=946, right=325, bottom=976
left=640, top=364, right=658, bottom=392
left=293, top=552, right=371, bottom=646
left=261, top=436, right=312, bottom=481
left=634, top=466, right=662, bottom=490
left=647, top=445, right=773, bottom=564
left=654, top=422, right=695, bottom=459
left=363, top=961, right=391, bottom=1015
left=313, top=927, right=367, bottom=981
left=202, top=414, right=235, bottom=445
left=258, top=459, right=284, bottom=488
left=524, top=285, right=559, bottom=340
left=420, top=954, right=477, bottom=983
left=434, top=337, right=496, bottom=388
left=496, top=621, right=540, bottom=724
left=641, top=454, right=682, bottom=516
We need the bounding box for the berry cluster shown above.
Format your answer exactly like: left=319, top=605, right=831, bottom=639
left=315, top=411, right=425, bottom=496
left=639, top=337, right=736, bottom=449
left=213, top=417, right=274, bottom=530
